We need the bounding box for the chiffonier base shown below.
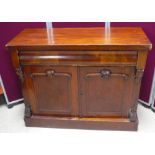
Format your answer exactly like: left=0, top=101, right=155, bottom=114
left=24, top=115, right=138, bottom=131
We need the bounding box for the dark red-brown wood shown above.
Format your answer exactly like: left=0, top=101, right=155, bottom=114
left=6, top=27, right=151, bottom=50
left=6, top=27, right=152, bottom=131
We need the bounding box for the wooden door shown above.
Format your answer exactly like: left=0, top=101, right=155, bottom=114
left=23, top=66, right=78, bottom=116
left=79, top=66, right=135, bottom=117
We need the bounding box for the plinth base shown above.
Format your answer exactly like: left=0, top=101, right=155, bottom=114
left=25, top=115, right=138, bottom=131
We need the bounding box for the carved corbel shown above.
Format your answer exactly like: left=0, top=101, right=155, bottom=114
left=135, top=69, right=144, bottom=84
left=16, top=67, right=24, bottom=82
left=24, top=102, right=32, bottom=118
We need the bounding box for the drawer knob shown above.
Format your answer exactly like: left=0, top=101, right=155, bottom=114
left=100, top=69, right=111, bottom=78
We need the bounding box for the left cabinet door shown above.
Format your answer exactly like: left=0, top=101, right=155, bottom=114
left=22, top=66, right=78, bottom=116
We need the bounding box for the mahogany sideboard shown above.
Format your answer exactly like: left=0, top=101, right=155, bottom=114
left=6, top=27, right=152, bottom=131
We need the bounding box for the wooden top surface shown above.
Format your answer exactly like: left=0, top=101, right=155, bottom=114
left=6, top=27, right=152, bottom=50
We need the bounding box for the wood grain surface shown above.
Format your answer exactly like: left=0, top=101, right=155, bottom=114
left=6, top=27, right=152, bottom=51
left=7, top=27, right=152, bottom=131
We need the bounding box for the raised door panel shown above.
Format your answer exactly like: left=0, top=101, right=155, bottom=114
left=79, top=66, right=135, bottom=117
left=23, top=66, right=78, bottom=116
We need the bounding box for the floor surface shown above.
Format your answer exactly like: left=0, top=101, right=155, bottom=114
left=0, top=103, right=155, bottom=132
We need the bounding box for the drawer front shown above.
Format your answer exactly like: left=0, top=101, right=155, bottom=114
left=79, top=66, right=135, bottom=117
left=19, top=51, right=137, bottom=66
left=22, top=66, right=78, bottom=116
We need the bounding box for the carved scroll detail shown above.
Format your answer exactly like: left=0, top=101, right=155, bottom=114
left=24, top=103, right=32, bottom=118
left=129, top=104, right=137, bottom=122
left=30, top=69, right=71, bottom=79
left=85, top=69, right=129, bottom=80
left=16, top=67, right=24, bottom=82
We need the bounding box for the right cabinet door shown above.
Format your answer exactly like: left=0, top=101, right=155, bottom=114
left=79, top=66, right=135, bottom=117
